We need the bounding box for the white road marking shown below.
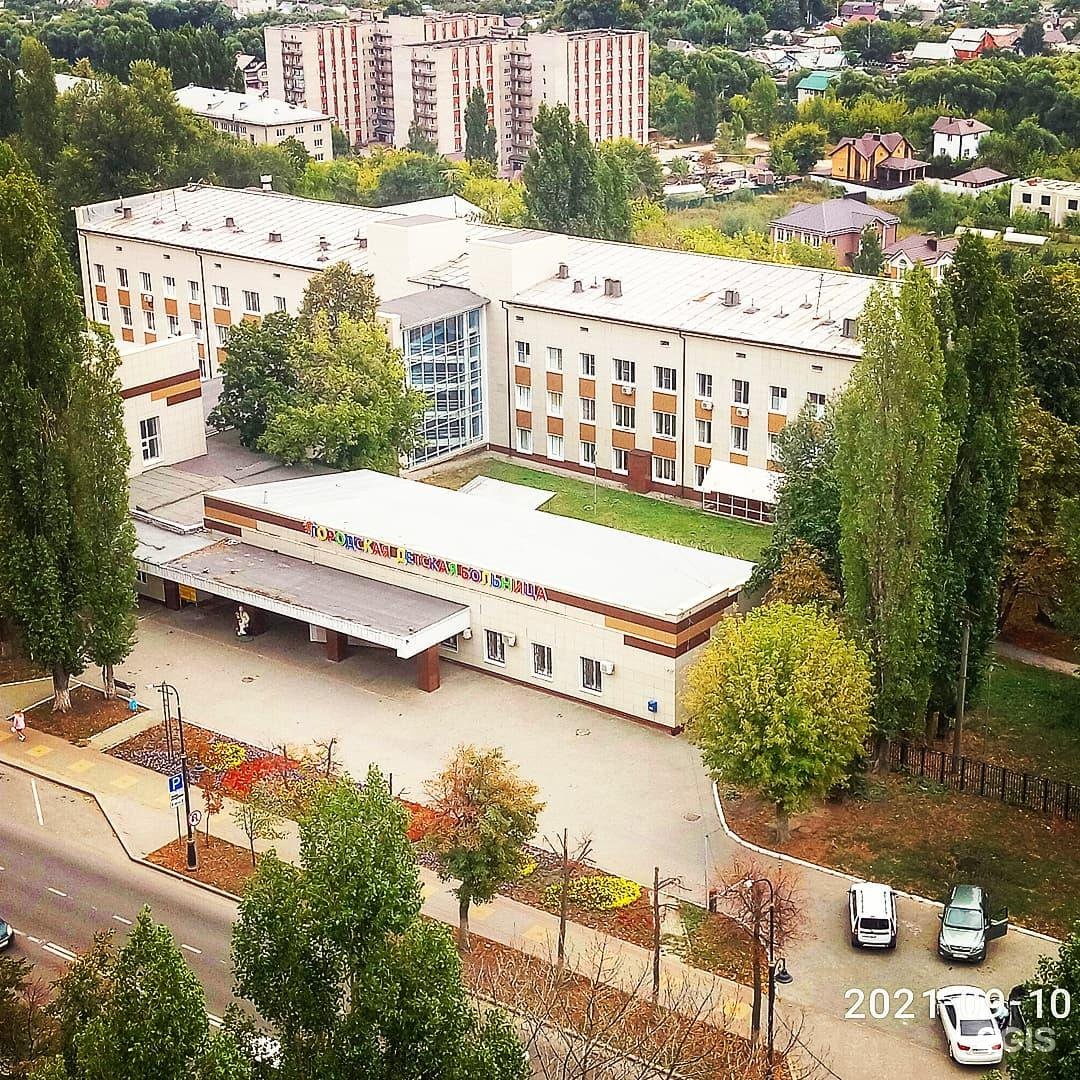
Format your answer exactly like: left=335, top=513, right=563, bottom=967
left=181, top=943, right=202, bottom=954
left=111, top=914, right=132, bottom=926
left=43, top=942, right=76, bottom=961
left=28, top=935, right=42, bottom=944
left=31, top=780, right=44, bottom=826
left=207, top=1013, right=223, bottom=1028
left=11, top=927, right=24, bottom=936
left=47, top=887, right=67, bottom=897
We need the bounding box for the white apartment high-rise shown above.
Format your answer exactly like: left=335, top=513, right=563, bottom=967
left=265, top=13, right=647, bottom=172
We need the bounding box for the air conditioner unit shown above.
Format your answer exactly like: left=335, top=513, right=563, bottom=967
left=599, top=660, right=615, bottom=676
left=502, top=632, right=517, bottom=647
left=701, top=398, right=714, bottom=411
left=461, top=627, right=473, bottom=640
left=736, top=407, right=749, bottom=418
left=141, top=294, right=153, bottom=306
left=620, top=383, right=634, bottom=396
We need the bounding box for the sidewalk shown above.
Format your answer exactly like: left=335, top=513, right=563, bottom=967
left=994, top=640, right=1079, bottom=677
left=0, top=722, right=757, bottom=1042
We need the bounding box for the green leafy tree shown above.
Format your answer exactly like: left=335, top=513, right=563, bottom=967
left=1020, top=19, right=1045, bottom=55
left=370, top=150, right=450, bottom=205
left=422, top=745, right=544, bottom=951
left=691, top=66, right=718, bottom=142
left=851, top=223, right=884, bottom=276
left=259, top=316, right=426, bottom=472
left=598, top=137, right=663, bottom=200
left=17, top=37, right=60, bottom=177
left=277, top=135, right=310, bottom=173
left=209, top=312, right=300, bottom=449
left=464, top=86, right=497, bottom=165
left=1014, top=263, right=1080, bottom=426
left=769, top=122, right=826, bottom=175
left=594, top=149, right=632, bottom=241
left=231, top=777, right=285, bottom=868
left=406, top=119, right=438, bottom=155
left=764, top=540, right=841, bottom=610
left=0, top=57, right=18, bottom=140
left=231, top=770, right=527, bottom=1080
left=0, top=147, right=89, bottom=712
left=835, top=271, right=959, bottom=750
left=1, top=954, right=53, bottom=1073
left=684, top=603, right=873, bottom=841
left=297, top=262, right=378, bottom=339
left=43, top=912, right=248, bottom=1080
left=929, top=235, right=1020, bottom=721
left=330, top=123, right=351, bottom=157
left=748, top=75, right=779, bottom=137
left=71, top=330, right=138, bottom=698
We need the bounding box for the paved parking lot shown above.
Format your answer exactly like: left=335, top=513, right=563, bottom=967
left=111, top=599, right=1058, bottom=1078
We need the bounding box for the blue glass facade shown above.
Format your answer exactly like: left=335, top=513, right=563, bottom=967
left=404, top=307, right=484, bottom=466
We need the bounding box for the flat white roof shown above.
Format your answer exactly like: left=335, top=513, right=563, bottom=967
left=701, top=460, right=780, bottom=504
left=213, top=470, right=755, bottom=619
left=175, top=85, right=331, bottom=125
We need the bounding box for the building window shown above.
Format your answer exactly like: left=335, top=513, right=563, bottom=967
left=484, top=629, right=506, bottom=666
left=139, top=416, right=162, bottom=463
left=580, top=352, right=596, bottom=376
left=442, top=635, right=459, bottom=652
left=654, top=365, right=677, bottom=391
left=274, top=295, right=287, bottom=312
left=144, top=309, right=156, bottom=331
left=580, top=440, right=596, bottom=465
left=768, top=432, right=781, bottom=460
left=189, top=280, right=200, bottom=301
left=613, top=357, right=635, bottom=384
left=580, top=396, right=595, bottom=421
left=547, top=433, right=564, bottom=460
left=581, top=656, right=603, bottom=693
left=547, top=346, right=563, bottom=372
left=243, top=290, right=261, bottom=313
left=515, top=384, right=532, bottom=410
left=732, top=379, right=750, bottom=405
left=192, top=319, right=203, bottom=339
left=807, top=391, right=826, bottom=419
left=217, top=323, right=231, bottom=347
left=769, top=385, right=788, bottom=413
left=612, top=403, right=635, bottom=430
left=97, top=303, right=109, bottom=322
left=653, top=411, right=676, bottom=438
left=140, top=272, right=152, bottom=293
left=94, top=263, right=105, bottom=284
left=213, top=285, right=230, bottom=307
left=652, top=456, right=676, bottom=484
left=696, top=419, right=712, bottom=444
left=515, top=340, right=530, bottom=364
left=612, top=447, right=628, bottom=474
left=135, top=570, right=148, bottom=585
left=731, top=425, right=749, bottom=453
left=697, top=372, right=713, bottom=398
left=532, top=642, right=553, bottom=678
left=168, top=315, right=180, bottom=336
left=694, top=464, right=707, bottom=488
left=163, top=275, right=176, bottom=297
left=517, top=426, right=533, bottom=453
left=121, top=305, right=133, bottom=327
left=547, top=391, right=563, bottom=417
left=117, top=268, right=129, bottom=288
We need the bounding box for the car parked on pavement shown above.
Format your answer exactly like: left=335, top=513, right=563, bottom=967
left=936, top=985, right=1004, bottom=1066
left=848, top=882, right=898, bottom=948
left=938, top=885, right=1008, bottom=963
left=0, top=916, right=11, bottom=950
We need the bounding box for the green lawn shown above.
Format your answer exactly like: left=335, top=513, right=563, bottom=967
left=960, top=658, right=1080, bottom=781
left=666, top=181, right=831, bottom=238
left=424, top=458, right=771, bottom=563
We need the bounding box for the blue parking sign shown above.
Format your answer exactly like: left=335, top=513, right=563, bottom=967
left=168, top=773, right=183, bottom=795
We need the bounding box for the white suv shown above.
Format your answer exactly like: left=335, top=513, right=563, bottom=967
left=848, top=882, right=898, bottom=949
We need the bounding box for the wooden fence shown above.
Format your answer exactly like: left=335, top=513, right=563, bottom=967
left=885, top=740, right=1078, bottom=823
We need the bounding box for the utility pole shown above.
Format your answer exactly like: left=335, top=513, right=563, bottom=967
left=153, top=682, right=197, bottom=870
left=953, top=616, right=971, bottom=761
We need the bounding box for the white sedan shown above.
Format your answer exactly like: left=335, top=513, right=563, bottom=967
left=936, top=985, right=1004, bottom=1066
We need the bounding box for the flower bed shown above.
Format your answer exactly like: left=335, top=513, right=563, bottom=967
left=26, top=685, right=144, bottom=744
left=220, top=753, right=302, bottom=799
left=543, top=874, right=641, bottom=911
left=109, top=721, right=269, bottom=781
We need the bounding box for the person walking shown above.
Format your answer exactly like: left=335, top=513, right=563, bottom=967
left=9, top=710, right=26, bottom=741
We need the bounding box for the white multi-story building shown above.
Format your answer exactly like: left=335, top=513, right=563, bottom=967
left=75, top=184, right=877, bottom=518
left=174, top=86, right=334, bottom=161
left=265, top=13, right=647, bottom=172
left=1011, top=177, right=1080, bottom=227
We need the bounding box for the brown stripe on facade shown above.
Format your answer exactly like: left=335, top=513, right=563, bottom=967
left=120, top=368, right=201, bottom=401
left=166, top=387, right=202, bottom=407
left=203, top=497, right=308, bottom=535
left=204, top=518, right=242, bottom=537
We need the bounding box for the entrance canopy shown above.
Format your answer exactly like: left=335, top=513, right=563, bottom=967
left=700, top=461, right=779, bottom=504
left=144, top=540, right=470, bottom=658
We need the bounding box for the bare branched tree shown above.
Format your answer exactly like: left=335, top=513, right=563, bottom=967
left=544, top=828, right=594, bottom=974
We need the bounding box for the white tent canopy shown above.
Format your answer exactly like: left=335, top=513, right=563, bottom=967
left=700, top=461, right=780, bottom=504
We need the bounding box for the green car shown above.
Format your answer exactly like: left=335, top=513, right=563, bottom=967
left=938, top=885, right=1008, bottom=963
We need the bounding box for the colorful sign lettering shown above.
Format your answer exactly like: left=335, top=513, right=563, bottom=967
left=301, top=520, right=549, bottom=602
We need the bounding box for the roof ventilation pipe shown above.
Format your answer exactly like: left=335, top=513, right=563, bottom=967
left=556, top=262, right=569, bottom=279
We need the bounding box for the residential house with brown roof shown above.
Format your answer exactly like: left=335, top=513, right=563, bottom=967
left=830, top=131, right=929, bottom=189
left=769, top=196, right=900, bottom=267
left=946, top=27, right=997, bottom=60
left=883, top=233, right=958, bottom=282
left=931, top=116, right=991, bottom=160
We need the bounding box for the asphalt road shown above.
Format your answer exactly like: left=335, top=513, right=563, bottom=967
left=0, top=765, right=237, bottom=1016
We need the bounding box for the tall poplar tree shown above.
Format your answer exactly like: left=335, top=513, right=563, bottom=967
left=0, top=147, right=88, bottom=711
left=16, top=38, right=60, bottom=178
left=71, top=331, right=138, bottom=698
left=835, top=270, right=959, bottom=751
left=930, top=235, right=1021, bottom=721
left=463, top=86, right=497, bottom=165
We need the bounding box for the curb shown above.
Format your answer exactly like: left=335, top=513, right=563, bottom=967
left=711, top=781, right=1061, bottom=947
left=0, top=754, right=243, bottom=906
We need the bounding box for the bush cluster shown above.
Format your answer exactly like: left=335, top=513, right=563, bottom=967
left=543, top=874, right=642, bottom=911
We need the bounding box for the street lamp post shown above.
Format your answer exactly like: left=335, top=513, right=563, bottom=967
left=151, top=681, right=197, bottom=871
left=744, top=876, right=793, bottom=1079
